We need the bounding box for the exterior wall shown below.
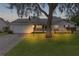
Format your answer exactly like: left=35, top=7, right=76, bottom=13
left=52, top=21, right=75, bottom=32
left=0, top=20, right=7, bottom=31
left=52, top=25, right=66, bottom=31
left=33, top=25, right=43, bottom=32
left=10, top=24, right=34, bottom=33
left=10, top=20, right=76, bottom=33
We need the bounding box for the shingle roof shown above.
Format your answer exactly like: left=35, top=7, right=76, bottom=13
left=0, top=17, right=8, bottom=24
left=11, top=17, right=75, bottom=25
left=11, top=17, right=68, bottom=25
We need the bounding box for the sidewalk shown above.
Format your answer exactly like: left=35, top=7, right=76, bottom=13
left=0, top=34, right=22, bottom=56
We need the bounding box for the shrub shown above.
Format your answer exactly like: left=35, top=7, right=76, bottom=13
left=3, top=27, right=13, bottom=34
left=8, top=31, right=13, bottom=34
left=71, top=16, right=79, bottom=26
left=4, top=27, right=10, bottom=32
left=0, top=31, right=3, bottom=33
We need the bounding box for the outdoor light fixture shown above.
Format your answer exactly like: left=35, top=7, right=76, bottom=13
left=32, top=25, right=35, bottom=28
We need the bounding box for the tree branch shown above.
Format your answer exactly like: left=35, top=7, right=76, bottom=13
left=36, top=3, right=48, bottom=17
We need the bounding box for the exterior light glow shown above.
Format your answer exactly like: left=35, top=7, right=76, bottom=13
left=54, top=25, right=59, bottom=29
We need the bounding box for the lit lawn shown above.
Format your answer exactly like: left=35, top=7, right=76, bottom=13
left=5, top=33, right=79, bottom=56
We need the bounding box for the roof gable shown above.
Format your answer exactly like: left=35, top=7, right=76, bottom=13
left=0, top=17, right=7, bottom=24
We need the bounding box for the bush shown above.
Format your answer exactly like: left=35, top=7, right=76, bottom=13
left=3, top=27, right=13, bottom=34
left=0, top=31, right=3, bottom=33
left=4, top=27, right=10, bottom=32
left=8, top=31, right=13, bottom=34
left=71, top=16, right=79, bottom=26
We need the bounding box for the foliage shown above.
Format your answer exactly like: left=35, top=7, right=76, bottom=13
left=8, top=3, right=79, bottom=19
left=4, top=27, right=10, bottom=32
left=71, top=16, right=79, bottom=26
left=8, top=3, right=44, bottom=18
left=0, top=31, right=3, bottom=33
left=7, top=3, right=79, bottom=38
left=4, top=27, right=13, bottom=34
left=58, top=3, right=79, bottom=18
left=8, top=31, right=13, bottom=34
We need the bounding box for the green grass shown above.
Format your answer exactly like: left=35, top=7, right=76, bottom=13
left=5, top=33, right=79, bottom=56
left=0, top=32, right=8, bottom=36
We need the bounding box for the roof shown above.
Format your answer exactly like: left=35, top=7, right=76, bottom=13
left=11, top=16, right=64, bottom=25
left=11, top=16, right=75, bottom=26
left=0, top=17, right=8, bottom=24
left=11, top=19, right=31, bottom=25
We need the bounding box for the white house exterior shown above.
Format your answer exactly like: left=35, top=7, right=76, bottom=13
left=10, top=17, right=76, bottom=34
left=0, top=18, right=8, bottom=32
left=10, top=19, right=34, bottom=33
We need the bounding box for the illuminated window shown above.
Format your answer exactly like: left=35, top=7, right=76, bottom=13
left=36, top=25, right=42, bottom=29
left=54, top=25, right=59, bottom=29
left=54, top=25, right=59, bottom=31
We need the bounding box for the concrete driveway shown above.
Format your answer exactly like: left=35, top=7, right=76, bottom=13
left=0, top=34, right=22, bottom=56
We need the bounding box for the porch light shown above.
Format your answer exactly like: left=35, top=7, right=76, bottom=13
left=32, top=25, right=35, bottom=28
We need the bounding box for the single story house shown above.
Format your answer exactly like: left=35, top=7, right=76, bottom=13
left=10, top=16, right=76, bottom=34
left=0, top=17, right=9, bottom=32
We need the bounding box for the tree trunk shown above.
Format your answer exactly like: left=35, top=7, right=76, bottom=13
left=46, top=15, right=52, bottom=38
left=46, top=4, right=53, bottom=38
left=45, top=3, right=57, bottom=38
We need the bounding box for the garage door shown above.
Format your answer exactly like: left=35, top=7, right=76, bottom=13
left=10, top=24, right=34, bottom=33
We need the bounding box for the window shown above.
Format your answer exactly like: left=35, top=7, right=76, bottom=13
left=54, top=25, right=59, bottom=31
left=54, top=25, right=59, bottom=29
left=36, top=25, right=42, bottom=29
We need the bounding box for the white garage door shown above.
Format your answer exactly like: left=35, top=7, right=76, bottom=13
left=10, top=24, right=34, bottom=33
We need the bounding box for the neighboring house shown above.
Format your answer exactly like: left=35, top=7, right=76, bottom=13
left=10, top=16, right=76, bottom=34
left=0, top=17, right=8, bottom=32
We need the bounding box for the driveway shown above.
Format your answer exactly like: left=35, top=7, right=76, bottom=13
left=0, top=34, right=23, bottom=56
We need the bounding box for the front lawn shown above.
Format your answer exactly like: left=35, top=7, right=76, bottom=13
left=5, top=33, right=79, bottom=56
left=0, top=32, right=8, bottom=36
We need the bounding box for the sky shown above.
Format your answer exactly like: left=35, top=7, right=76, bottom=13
left=0, top=3, right=64, bottom=22
left=0, top=3, right=18, bottom=22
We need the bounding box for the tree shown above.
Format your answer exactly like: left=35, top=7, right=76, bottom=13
left=8, top=3, right=58, bottom=38
left=71, top=16, right=79, bottom=26
left=7, top=3, right=79, bottom=38
left=58, top=3, right=79, bottom=19
left=45, top=3, right=57, bottom=38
